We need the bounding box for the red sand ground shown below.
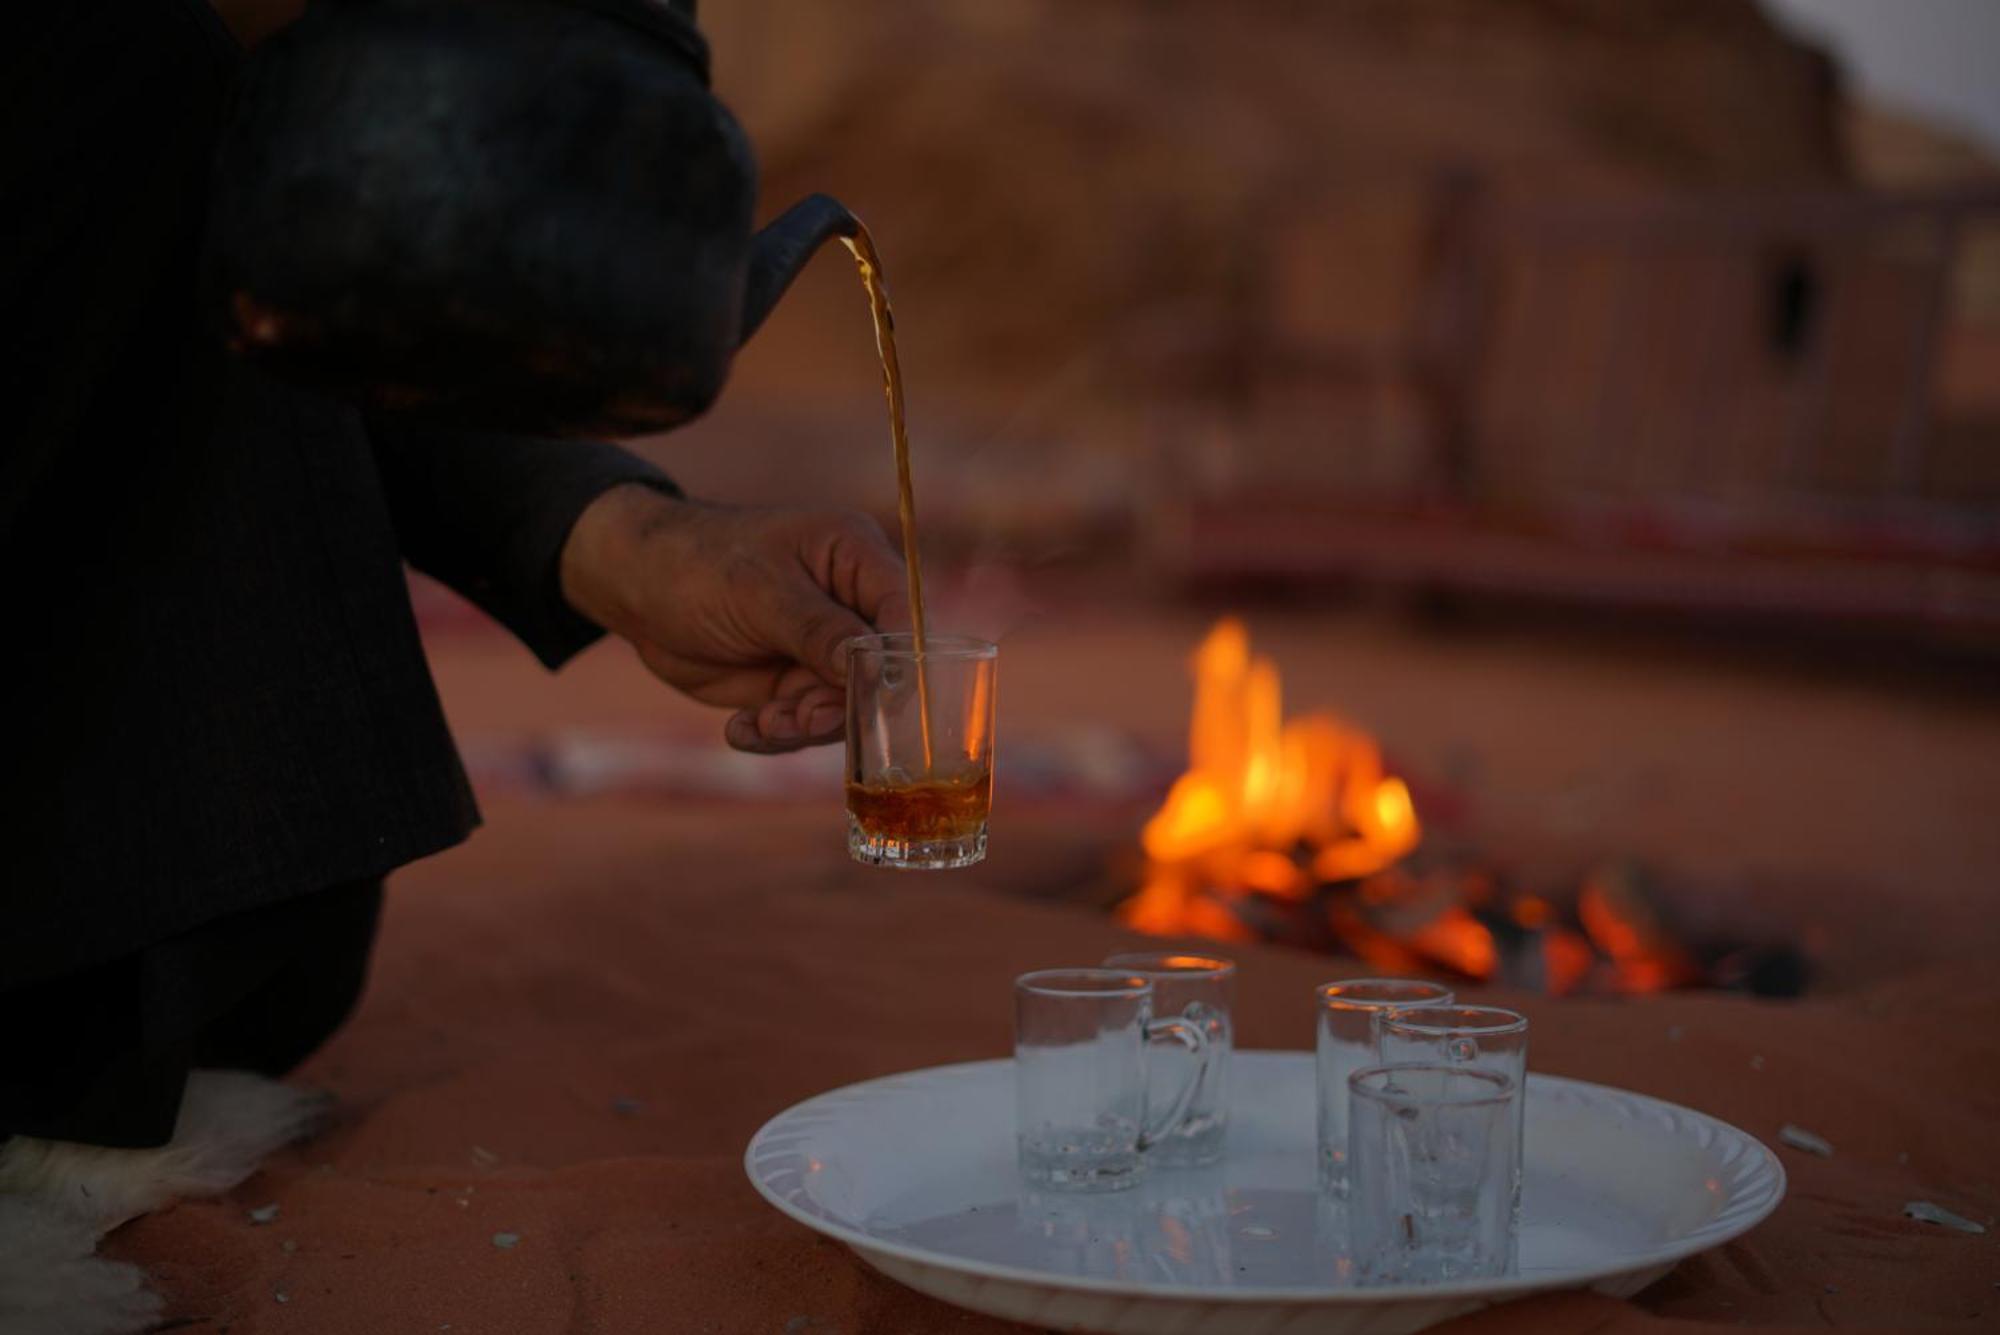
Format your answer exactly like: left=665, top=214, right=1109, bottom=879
left=109, top=602, right=2000, bottom=1332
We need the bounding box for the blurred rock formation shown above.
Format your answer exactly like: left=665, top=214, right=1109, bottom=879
left=705, top=0, right=1844, bottom=388
left=657, top=0, right=1995, bottom=583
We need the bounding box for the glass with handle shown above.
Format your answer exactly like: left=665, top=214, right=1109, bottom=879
left=1314, top=978, right=1455, bottom=1195
left=1376, top=1004, right=1530, bottom=1243
left=1102, top=951, right=1235, bottom=1168
left=1015, top=969, right=1211, bottom=1192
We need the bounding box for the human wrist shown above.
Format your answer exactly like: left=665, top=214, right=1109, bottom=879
left=557, top=480, right=684, bottom=638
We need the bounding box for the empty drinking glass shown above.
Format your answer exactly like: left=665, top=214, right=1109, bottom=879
left=1347, top=1064, right=1520, bottom=1285
left=1315, top=978, right=1455, bottom=1195
left=1102, top=952, right=1235, bottom=1167
left=1376, top=1005, right=1530, bottom=1239
left=1015, top=969, right=1211, bottom=1192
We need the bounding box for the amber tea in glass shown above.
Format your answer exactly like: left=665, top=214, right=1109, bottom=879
left=845, top=633, right=997, bottom=869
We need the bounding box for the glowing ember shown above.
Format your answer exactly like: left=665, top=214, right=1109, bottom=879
left=1578, top=863, right=1699, bottom=993
left=1113, top=618, right=1722, bottom=997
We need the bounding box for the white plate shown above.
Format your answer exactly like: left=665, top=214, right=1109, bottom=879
left=745, top=1051, right=1783, bottom=1335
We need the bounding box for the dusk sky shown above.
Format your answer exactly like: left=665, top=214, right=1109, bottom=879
left=1764, top=0, right=2000, bottom=154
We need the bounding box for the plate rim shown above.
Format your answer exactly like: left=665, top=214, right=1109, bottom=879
left=744, top=1050, right=1786, bottom=1307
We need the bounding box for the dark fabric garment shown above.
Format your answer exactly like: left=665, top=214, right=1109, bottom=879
left=370, top=418, right=683, bottom=669
left=0, top=0, right=680, bottom=989
left=0, top=879, right=384, bottom=1149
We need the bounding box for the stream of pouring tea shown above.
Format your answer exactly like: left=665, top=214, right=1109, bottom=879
left=841, top=224, right=934, bottom=772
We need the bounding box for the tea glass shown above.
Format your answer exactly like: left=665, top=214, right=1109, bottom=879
left=1015, top=969, right=1210, bottom=1192
left=844, top=633, right=997, bottom=869
left=1315, top=978, right=1455, bottom=1195
left=1376, top=1005, right=1530, bottom=1237
left=1102, top=951, right=1235, bottom=1167
left=1348, top=1064, right=1521, bottom=1284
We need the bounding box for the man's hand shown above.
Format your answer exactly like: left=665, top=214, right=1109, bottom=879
left=559, top=485, right=911, bottom=753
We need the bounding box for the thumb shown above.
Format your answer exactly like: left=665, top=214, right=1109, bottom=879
left=772, top=572, right=874, bottom=686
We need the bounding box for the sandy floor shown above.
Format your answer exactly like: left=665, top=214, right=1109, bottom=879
left=97, top=591, right=2000, bottom=1332
left=108, top=792, right=2000, bottom=1333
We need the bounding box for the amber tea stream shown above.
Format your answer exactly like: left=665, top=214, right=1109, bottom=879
left=842, top=224, right=935, bottom=772
left=838, top=227, right=999, bottom=869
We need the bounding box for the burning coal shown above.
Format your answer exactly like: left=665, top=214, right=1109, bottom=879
left=1117, top=620, right=1783, bottom=996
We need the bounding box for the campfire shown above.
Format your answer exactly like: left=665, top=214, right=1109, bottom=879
left=1117, top=620, right=1772, bottom=997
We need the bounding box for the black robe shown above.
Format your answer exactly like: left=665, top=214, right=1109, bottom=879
left=1, top=0, right=678, bottom=988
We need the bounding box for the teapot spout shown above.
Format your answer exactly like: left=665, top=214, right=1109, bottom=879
left=740, top=193, right=859, bottom=345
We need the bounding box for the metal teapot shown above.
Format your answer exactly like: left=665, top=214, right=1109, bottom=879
left=208, top=0, right=858, bottom=436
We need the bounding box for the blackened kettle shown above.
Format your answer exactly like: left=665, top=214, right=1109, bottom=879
left=208, top=0, right=857, bottom=436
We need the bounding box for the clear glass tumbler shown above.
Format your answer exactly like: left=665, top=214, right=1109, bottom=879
left=1015, top=969, right=1211, bottom=1192
left=844, top=633, right=997, bottom=869
left=1102, top=952, right=1235, bottom=1168
left=1347, top=1064, right=1520, bottom=1285
left=1315, top=978, right=1455, bottom=1195
left=1376, top=1005, right=1530, bottom=1241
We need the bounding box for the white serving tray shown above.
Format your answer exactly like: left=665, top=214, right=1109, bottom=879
left=746, top=1051, right=1783, bottom=1335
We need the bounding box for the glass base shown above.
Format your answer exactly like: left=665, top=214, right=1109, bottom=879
left=1145, top=1118, right=1225, bottom=1170
left=847, top=816, right=987, bottom=870
left=1356, top=1241, right=1516, bottom=1286
left=1019, top=1138, right=1143, bottom=1193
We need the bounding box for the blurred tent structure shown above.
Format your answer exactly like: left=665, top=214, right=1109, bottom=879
left=662, top=0, right=2000, bottom=643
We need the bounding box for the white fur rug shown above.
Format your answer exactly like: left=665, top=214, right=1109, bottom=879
left=0, top=1072, right=331, bottom=1335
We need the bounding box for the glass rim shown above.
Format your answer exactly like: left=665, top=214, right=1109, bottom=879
left=1016, top=967, right=1151, bottom=998
left=846, top=632, right=997, bottom=660
left=1101, top=951, right=1236, bottom=980
left=1348, top=1062, right=1517, bottom=1108
left=1316, top=978, right=1456, bottom=1012
left=1378, top=1004, right=1530, bottom=1039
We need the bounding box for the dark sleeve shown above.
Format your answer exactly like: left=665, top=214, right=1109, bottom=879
left=1, top=2, right=230, bottom=519
left=368, top=421, right=682, bottom=668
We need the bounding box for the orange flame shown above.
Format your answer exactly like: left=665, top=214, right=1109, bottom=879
left=1119, top=622, right=1700, bottom=994
left=1121, top=619, right=1424, bottom=939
